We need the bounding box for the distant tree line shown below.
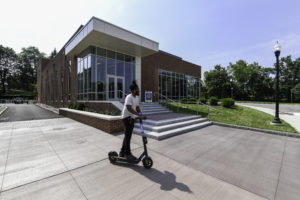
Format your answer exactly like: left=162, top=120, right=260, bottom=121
left=202, top=56, right=300, bottom=102
left=0, top=44, right=56, bottom=98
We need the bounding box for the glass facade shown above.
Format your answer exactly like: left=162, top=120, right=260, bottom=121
left=77, top=46, right=135, bottom=101
left=158, top=69, right=200, bottom=100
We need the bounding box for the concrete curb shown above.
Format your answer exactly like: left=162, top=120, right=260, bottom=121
left=35, top=103, right=59, bottom=114
left=0, top=106, right=8, bottom=116
left=212, top=122, right=300, bottom=139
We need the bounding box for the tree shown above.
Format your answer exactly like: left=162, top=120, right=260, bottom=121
left=204, top=65, right=231, bottom=98
left=278, top=56, right=300, bottom=101
left=49, top=48, right=57, bottom=59
left=17, top=47, right=45, bottom=91
left=292, top=83, right=300, bottom=101
left=0, top=45, right=18, bottom=94
left=228, top=60, right=274, bottom=100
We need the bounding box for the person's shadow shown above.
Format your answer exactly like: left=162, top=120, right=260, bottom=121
left=114, top=162, right=193, bottom=193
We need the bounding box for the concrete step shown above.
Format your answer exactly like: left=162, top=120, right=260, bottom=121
left=142, top=115, right=200, bottom=126
left=133, top=121, right=212, bottom=140
left=141, top=108, right=169, bottom=112
left=140, top=105, right=162, bottom=108
left=135, top=118, right=207, bottom=132
left=142, top=110, right=172, bottom=115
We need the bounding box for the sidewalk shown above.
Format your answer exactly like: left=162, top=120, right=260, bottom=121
left=35, top=103, right=59, bottom=114
left=0, top=117, right=265, bottom=200
left=239, top=104, right=300, bottom=133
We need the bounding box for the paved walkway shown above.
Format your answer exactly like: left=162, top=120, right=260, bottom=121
left=238, top=103, right=300, bottom=114
left=0, top=118, right=269, bottom=200
left=238, top=103, right=300, bottom=133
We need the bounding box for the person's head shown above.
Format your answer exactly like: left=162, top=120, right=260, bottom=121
left=130, top=80, right=139, bottom=96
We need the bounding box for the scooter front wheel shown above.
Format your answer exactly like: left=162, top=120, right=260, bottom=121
left=108, top=151, right=118, bottom=163
left=142, top=157, right=153, bottom=169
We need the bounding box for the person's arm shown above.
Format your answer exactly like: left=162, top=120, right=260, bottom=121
left=126, top=105, right=139, bottom=116
left=136, top=106, right=141, bottom=114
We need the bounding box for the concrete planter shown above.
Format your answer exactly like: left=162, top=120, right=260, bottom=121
left=59, top=108, right=124, bottom=133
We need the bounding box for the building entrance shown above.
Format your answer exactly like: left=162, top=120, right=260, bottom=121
left=107, top=76, right=125, bottom=100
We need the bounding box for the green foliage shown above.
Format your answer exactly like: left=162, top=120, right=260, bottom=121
left=279, top=56, right=300, bottom=102
left=209, top=96, right=218, bottom=105
left=0, top=45, right=18, bottom=93
left=164, top=103, right=298, bottom=133
left=68, top=102, right=85, bottom=111
left=221, top=98, right=235, bottom=108
left=180, top=98, right=187, bottom=102
left=292, top=83, right=300, bottom=95
left=199, top=97, right=207, bottom=104
left=204, top=65, right=230, bottom=99
left=188, top=97, right=196, bottom=102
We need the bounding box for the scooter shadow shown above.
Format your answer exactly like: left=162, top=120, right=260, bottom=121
left=113, top=162, right=193, bottom=193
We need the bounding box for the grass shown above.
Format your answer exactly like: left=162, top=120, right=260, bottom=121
left=4, top=89, right=36, bottom=97
left=163, top=102, right=298, bottom=134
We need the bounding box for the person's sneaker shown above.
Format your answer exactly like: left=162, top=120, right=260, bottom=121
left=119, top=151, right=125, bottom=157
left=125, top=154, right=138, bottom=161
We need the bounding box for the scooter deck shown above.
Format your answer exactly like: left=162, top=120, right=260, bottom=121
left=114, top=156, right=140, bottom=164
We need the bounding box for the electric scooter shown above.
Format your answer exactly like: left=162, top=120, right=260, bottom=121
left=108, top=116, right=153, bottom=169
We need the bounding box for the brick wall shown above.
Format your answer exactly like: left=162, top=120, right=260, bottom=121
left=59, top=109, right=124, bottom=133
left=141, top=51, right=201, bottom=102
left=83, top=102, right=121, bottom=114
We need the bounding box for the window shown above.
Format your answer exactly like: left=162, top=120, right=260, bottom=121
left=76, top=46, right=136, bottom=101
left=158, top=69, right=201, bottom=100
left=107, top=58, right=115, bottom=75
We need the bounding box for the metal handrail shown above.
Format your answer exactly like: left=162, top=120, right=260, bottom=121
left=116, top=90, right=128, bottom=102
left=154, top=92, right=219, bottom=120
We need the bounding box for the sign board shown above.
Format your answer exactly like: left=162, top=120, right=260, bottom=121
left=145, top=91, right=152, bottom=102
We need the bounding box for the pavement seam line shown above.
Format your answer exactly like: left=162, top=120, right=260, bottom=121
left=0, top=106, right=8, bottom=116
left=0, top=157, right=109, bottom=194
left=0, top=124, right=14, bottom=193
left=38, top=126, right=89, bottom=200
left=148, top=146, right=267, bottom=199
left=149, top=132, right=269, bottom=200
left=0, top=145, right=144, bottom=194
left=274, top=137, right=287, bottom=200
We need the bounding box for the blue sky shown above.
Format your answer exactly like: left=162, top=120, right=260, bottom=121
left=1, top=0, right=300, bottom=77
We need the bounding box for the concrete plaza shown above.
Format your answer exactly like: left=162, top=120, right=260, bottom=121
left=0, top=117, right=300, bottom=199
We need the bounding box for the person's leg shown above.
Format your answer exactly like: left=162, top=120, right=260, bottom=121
left=126, top=118, right=135, bottom=154
left=120, top=117, right=132, bottom=156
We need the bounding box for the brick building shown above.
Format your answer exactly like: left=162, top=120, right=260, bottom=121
left=37, top=17, right=201, bottom=109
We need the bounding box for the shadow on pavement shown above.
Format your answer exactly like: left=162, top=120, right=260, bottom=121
left=113, top=162, right=193, bottom=193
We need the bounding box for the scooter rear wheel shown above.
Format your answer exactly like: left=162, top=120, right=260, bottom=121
left=142, top=157, right=153, bottom=169
left=108, top=151, right=118, bottom=163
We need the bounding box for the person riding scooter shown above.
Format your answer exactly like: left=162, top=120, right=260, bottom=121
left=120, top=80, right=146, bottom=161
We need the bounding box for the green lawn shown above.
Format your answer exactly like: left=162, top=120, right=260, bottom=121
left=4, top=89, right=36, bottom=96
left=163, top=102, right=298, bottom=134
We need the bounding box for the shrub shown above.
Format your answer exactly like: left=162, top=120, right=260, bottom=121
left=68, top=102, right=85, bottom=111
left=180, top=98, right=187, bottom=102
left=68, top=102, right=75, bottom=109
left=209, top=96, right=218, bottom=105
left=188, top=97, right=196, bottom=102
left=77, top=103, right=85, bottom=110
left=221, top=98, right=235, bottom=108
left=199, top=97, right=207, bottom=104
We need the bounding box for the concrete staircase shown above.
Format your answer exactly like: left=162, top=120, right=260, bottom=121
left=133, top=114, right=212, bottom=140
left=140, top=102, right=172, bottom=115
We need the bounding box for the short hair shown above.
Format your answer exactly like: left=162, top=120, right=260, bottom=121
left=130, top=80, right=139, bottom=91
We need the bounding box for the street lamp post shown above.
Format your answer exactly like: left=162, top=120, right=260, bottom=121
left=272, top=41, right=282, bottom=124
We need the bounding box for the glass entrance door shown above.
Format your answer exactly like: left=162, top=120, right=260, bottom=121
left=107, top=76, right=125, bottom=100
